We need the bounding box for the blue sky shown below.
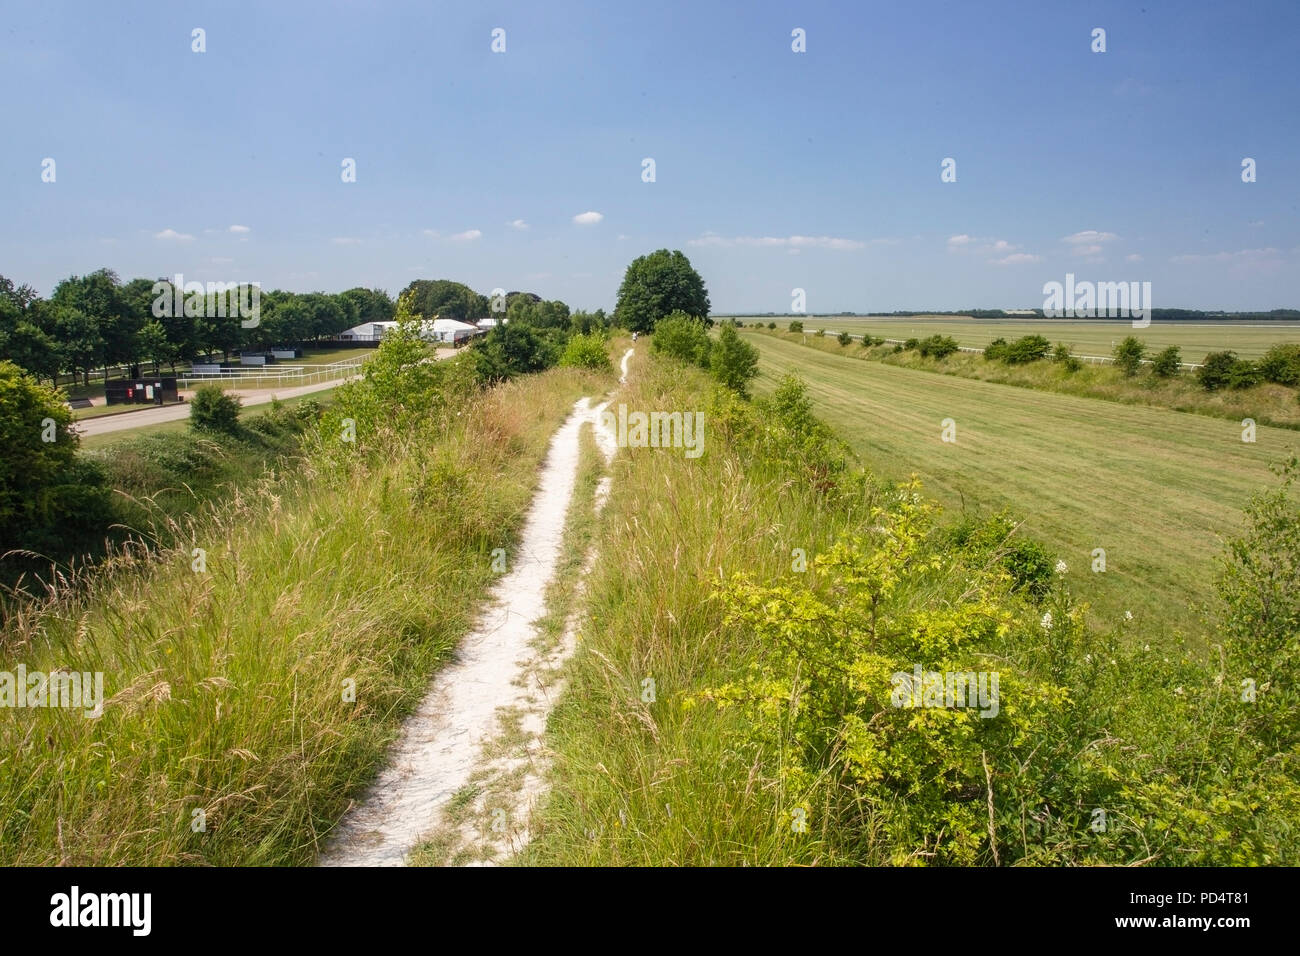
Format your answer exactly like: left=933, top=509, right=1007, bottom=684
left=3, top=0, right=1298, bottom=312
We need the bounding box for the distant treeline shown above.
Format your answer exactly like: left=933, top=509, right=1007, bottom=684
left=725, top=309, right=1300, bottom=321
left=0, top=270, right=584, bottom=387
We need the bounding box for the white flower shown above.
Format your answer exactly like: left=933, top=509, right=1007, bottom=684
left=1174, top=686, right=1185, bottom=696
left=1143, top=644, right=1150, bottom=652
left=1054, top=560, right=1068, bottom=575
left=1124, top=610, right=1133, bottom=621
left=1041, top=611, right=1053, bottom=630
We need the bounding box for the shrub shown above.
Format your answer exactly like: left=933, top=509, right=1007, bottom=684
left=1151, top=345, right=1182, bottom=377
left=1051, top=343, right=1072, bottom=363
left=918, top=335, right=959, bottom=359
left=984, top=337, right=1008, bottom=361
left=767, top=322, right=777, bottom=330
left=189, top=384, right=241, bottom=434
left=1002, top=334, right=1051, bottom=364
left=1197, top=351, right=1259, bottom=391
left=559, top=331, right=613, bottom=372
left=1112, top=336, right=1146, bottom=376
left=814, top=328, right=825, bottom=337
left=0, top=361, right=113, bottom=581
left=652, top=312, right=711, bottom=368
left=710, top=322, right=760, bottom=396
left=1063, top=355, right=1082, bottom=373
left=788, top=320, right=804, bottom=333
left=902, top=337, right=919, bottom=350
left=1259, top=344, right=1300, bottom=386
left=837, top=332, right=853, bottom=346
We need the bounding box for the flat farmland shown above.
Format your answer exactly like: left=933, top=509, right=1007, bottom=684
left=736, top=316, right=1300, bottom=361
left=743, top=330, right=1300, bottom=635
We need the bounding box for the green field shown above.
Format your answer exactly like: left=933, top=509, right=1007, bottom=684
left=743, top=330, right=1299, bottom=634
left=737, top=316, right=1300, bottom=361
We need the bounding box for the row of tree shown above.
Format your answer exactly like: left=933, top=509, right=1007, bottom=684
left=0, top=270, right=396, bottom=385
left=1, top=247, right=714, bottom=387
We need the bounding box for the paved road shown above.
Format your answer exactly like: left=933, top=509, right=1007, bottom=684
left=76, top=347, right=461, bottom=438
left=76, top=376, right=359, bottom=437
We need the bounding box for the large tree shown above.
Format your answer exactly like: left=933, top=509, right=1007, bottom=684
left=400, top=279, right=488, bottom=320
left=613, top=249, right=710, bottom=333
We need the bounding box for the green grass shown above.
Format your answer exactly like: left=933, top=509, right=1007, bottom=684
left=741, top=331, right=1298, bottom=635
left=738, top=315, right=1300, bottom=361
left=0, top=366, right=597, bottom=864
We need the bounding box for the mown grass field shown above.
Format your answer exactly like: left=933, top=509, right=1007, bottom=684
left=742, top=330, right=1299, bottom=634
left=736, top=316, right=1300, bottom=361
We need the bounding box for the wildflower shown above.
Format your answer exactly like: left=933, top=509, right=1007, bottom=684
left=1054, top=560, right=1068, bottom=575
left=1124, top=610, right=1133, bottom=621
left=1041, top=611, right=1053, bottom=630
left=1174, top=686, right=1185, bottom=696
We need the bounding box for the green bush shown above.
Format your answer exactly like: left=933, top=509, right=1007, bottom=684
left=902, top=337, right=919, bottom=350
left=1259, top=344, right=1300, bottom=386
left=837, top=331, right=853, bottom=346
left=710, top=322, right=759, bottom=396
left=767, top=322, right=777, bottom=330
left=1051, top=343, right=1072, bottom=363
left=1113, top=336, right=1147, bottom=376
left=788, top=320, right=803, bottom=333
left=652, top=312, right=711, bottom=368
left=189, top=384, right=242, bottom=434
left=984, top=337, right=1008, bottom=361
left=0, top=361, right=113, bottom=585
left=1197, top=351, right=1259, bottom=391
left=814, top=328, right=825, bottom=337
left=1002, top=334, right=1051, bottom=364
left=559, top=331, right=613, bottom=372
left=1151, top=346, right=1182, bottom=377
left=918, top=335, right=959, bottom=359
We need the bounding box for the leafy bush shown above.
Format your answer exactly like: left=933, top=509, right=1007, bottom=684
left=189, top=384, right=241, bottom=434
left=902, top=337, right=919, bottom=350
left=652, top=312, right=711, bottom=368
left=1151, top=345, right=1182, bottom=377
left=710, top=322, right=759, bottom=396
left=918, top=335, right=959, bottom=359
left=1052, top=343, right=1072, bottom=363
left=788, top=320, right=804, bottom=333
left=1197, top=351, right=1259, bottom=390
left=1002, top=334, right=1051, bottom=364
left=1259, top=343, right=1300, bottom=386
left=0, top=361, right=113, bottom=585
left=837, top=331, right=853, bottom=346
left=1113, top=336, right=1147, bottom=376
left=768, top=322, right=777, bottom=330
left=984, top=337, right=1008, bottom=361
left=559, top=331, right=613, bottom=372
left=814, top=328, right=825, bottom=337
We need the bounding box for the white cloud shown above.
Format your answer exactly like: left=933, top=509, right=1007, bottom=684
left=450, top=229, right=482, bottom=241
left=1125, top=253, right=1143, bottom=262
left=946, top=234, right=976, bottom=247
left=1063, top=230, right=1119, bottom=245
left=421, top=229, right=440, bottom=238
left=1074, top=244, right=1104, bottom=256
left=229, top=224, right=251, bottom=234
left=507, top=219, right=529, bottom=230
left=687, top=233, right=865, bottom=250
left=154, top=228, right=194, bottom=242
left=331, top=237, right=362, bottom=245
left=991, top=253, right=1043, bottom=265
left=573, top=211, right=604, bottom=225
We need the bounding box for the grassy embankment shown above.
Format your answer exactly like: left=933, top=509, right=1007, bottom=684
left=0, top=362, right=602, bottom=864
left=523, top=348, right=1296, bottom=866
